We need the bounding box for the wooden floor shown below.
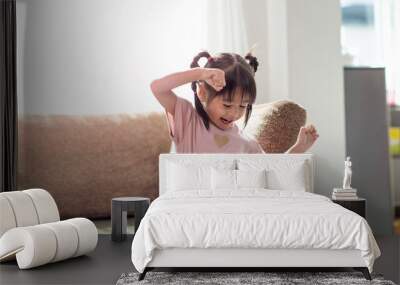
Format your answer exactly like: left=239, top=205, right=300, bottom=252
left=0, top=235, right=135, bottom=285
left=0, top=234, right=399, bottom=285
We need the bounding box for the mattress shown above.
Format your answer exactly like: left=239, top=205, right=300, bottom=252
left=131, top=189, right=381, bottom=273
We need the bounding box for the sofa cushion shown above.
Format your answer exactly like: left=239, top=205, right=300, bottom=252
left=18, top=112, right=171, bottom=219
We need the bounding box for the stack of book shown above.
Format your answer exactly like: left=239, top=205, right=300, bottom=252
left=332, top=188, right=358, bottom=200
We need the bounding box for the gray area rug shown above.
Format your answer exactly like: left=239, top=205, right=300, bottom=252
left=116, top=271, right=396, bottom=285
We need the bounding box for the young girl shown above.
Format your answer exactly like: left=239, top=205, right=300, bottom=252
left=151, top=51, right=318, bottom=153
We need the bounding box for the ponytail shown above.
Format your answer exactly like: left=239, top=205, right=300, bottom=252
left=190, top=51, right=212, bottom=95
left=245, top=53, right=259, bottom=73
left=190, top=51, right=211, bottom=69
left=190, top=51, right=213, bottom=129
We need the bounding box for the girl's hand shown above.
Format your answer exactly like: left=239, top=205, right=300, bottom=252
left=201, top=68, right=226, bottom=92
left=289, top=124, right=319, bottom=153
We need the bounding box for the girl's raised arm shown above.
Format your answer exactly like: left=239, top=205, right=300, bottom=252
left=150, top=68, right=225, bottom=116
left=150, top=68, right=203, bottom=116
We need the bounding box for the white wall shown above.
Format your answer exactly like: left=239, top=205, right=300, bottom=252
left=16, top=0, right=272, bottom=116
left=16, top=0, right=206, bottom=115
left=265, top=0, right=290, bottom=101
left=266, top=0, right=346, bottom=197
left=241, top=0, right=270, bottom=105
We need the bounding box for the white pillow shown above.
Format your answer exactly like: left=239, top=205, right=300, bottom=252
left=236, top=169, right=268, bottom=189
left=211, top=168, right=268, bottom=190
left=238, top=159, right=308, bottom=191
left=211, top=168, right=237, bottom=190
left=266, top=161, right=307, bottom=191
left=167, top=162, right=211, bottom=191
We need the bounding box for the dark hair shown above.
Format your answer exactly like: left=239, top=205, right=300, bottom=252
left=190, top=51, right=258, bottom=130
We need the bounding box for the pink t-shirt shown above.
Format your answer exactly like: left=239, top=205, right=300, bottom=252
left=165, top=96, right=265, bottom=154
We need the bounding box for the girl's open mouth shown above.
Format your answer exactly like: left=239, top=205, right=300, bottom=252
left=220, top=118, right=232, bottom=125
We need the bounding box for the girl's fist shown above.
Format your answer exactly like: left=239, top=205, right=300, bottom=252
left=201, top=68, right=226, bottom=92
left=295, top=124, right=319, bottom=152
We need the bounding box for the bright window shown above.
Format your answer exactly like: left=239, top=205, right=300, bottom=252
left=341, top=0, right=400, bottom=106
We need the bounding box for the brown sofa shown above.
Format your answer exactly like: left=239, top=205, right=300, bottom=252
left=18, top=113, right=171, bottom=219
left=17, top=100, right=306, bottom=219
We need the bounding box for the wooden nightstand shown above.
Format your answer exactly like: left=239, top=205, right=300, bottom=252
left=332, top=198, right=366, bottom=218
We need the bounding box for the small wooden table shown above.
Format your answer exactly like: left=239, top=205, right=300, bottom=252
left=111, top=197, right=150, bottom=242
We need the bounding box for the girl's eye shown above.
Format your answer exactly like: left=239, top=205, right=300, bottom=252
left=223, top=104, right=231, bottom=108
left=240, top=105, right=247, bottom=109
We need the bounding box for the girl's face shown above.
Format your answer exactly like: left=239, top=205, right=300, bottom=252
left=205, top=89, right=250, bottom=130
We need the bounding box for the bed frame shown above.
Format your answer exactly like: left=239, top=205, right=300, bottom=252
left=138, top=154, right=371, bottom=281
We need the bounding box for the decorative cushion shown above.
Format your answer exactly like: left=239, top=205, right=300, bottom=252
left=237, top=100, right=306, bottom=153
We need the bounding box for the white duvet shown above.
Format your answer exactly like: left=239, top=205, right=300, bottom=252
left=131, top=190, right=380, bottom=273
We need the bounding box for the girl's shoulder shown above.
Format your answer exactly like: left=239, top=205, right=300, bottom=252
left=175, top=96, right=195, bottom=111
left=173, top=96, right=200, bottom=123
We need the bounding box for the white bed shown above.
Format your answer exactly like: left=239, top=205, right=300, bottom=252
left=131, top=154, right=381, bottom=280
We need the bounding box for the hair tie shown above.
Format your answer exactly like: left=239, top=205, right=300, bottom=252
left=207, top=56, right=214, bottom=63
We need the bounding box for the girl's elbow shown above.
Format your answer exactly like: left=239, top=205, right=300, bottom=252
left=150, top=80, right=160, bottom=94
